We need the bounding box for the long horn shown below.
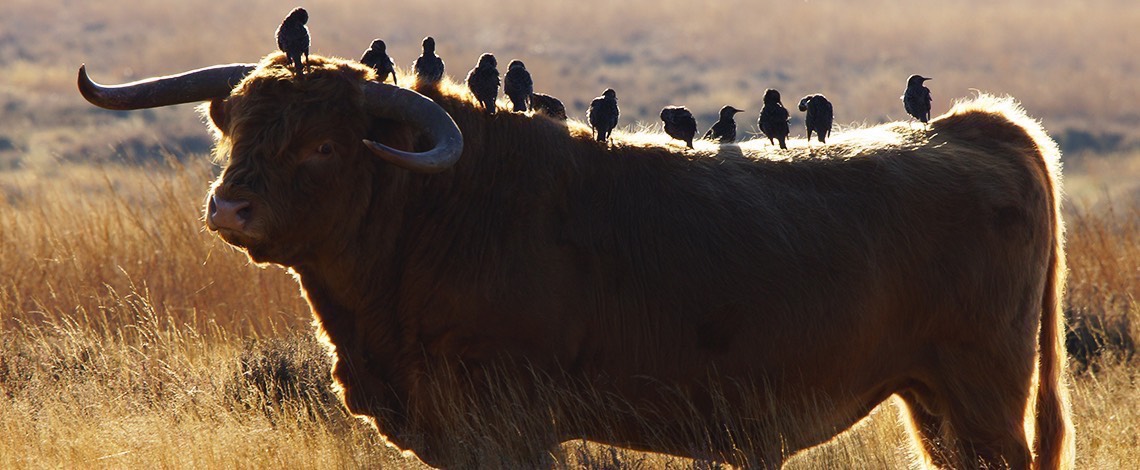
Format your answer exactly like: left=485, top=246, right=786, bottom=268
left=78, top=63, right=256, bottom=110
left=360, top=82, right=464, bottom=173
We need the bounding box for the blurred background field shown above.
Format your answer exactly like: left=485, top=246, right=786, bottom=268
left=3, top=0, right=1140, bottom=181
left=2, top=0, right=1140, bottom=467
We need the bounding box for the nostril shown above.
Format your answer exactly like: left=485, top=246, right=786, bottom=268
left=208, top=196, right=218, bottom=215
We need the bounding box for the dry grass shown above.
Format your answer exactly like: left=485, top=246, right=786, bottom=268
left=0, top=159, right=1137, bottom=468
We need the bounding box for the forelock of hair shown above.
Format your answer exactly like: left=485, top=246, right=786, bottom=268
left=208, top=52, right=376, bottom=165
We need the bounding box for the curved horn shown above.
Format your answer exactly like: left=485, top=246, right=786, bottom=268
left=361, top=82, right=464, bottom=173
left=78, top=63, right=256, bottom=110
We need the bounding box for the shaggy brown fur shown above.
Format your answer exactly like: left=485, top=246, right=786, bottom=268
left=201, top=53, right=1072, bottom=468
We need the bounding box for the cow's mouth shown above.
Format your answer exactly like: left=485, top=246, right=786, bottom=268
left=213, top=227, right=256, bottom=248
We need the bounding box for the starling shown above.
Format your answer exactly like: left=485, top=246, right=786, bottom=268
left=758, top=89, right=790, bottom=149
left=587, top=88, right=619, bottom=143
left=360, top=39, right=397, bottom=85
left=704, top=105, right=744, bottom=144
left=797, top=94, right=834, bottom=144
left=660, top=106, right=697, bottom=149
left=275, top=7, right=310, bottom=76
left=413, top=36, right=445, bottom=85
left=503, top=60, right=534, bottom=112
left=902, top=74, right=933, bottom=124
left=530, top=92, right=567, bottom=120
left=465, top=53, right=500, bottom=113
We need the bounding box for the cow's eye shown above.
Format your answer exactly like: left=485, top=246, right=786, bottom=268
left=316, top=142, right=334, bottom=155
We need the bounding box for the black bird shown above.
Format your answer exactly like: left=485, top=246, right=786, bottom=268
left=360, top=39, right=397, bottom=85
left=758, top=89, right=790, bottom=149
left=275, top=7, right=309, bottom=76
left=798, top=94, right=834, bottom=144
left=902, top=74, right=933, bottom=124
left=587, top=88, right=619, bottom=143
left=660, top=106, right=697, bottom=149
left=530, top=92, right=567, bottom=120
left=503, top=60, right=534, bottom=112
left=413, top=36, right=445, bottom=85
left=704, top=105, right=744, bottom=143
left=465, top=53, right=500, bottom=113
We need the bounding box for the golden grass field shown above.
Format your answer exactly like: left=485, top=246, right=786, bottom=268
left=2, top=0, right=1140, bottom=468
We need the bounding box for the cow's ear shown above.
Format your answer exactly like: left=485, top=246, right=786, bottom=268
left=206, top=98, right=230, bottom=134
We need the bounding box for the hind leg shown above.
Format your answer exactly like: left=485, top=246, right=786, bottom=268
left=913, top=345, right=1035, bottom=469
left=898, top=389, right=957, bottom=469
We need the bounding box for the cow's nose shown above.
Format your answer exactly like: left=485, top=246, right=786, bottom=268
left=206, top=195, right=251, bottom=232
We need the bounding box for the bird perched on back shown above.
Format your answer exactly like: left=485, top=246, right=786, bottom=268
left=275, top=7, right=309, bottom=76
left=530, top=92, right=567, bottom=120
left=902, top=74, right=933, bottom=124
left=413, top=36, right=445, bottom=85
left=797, top=94, right=834, bottom=144
left=503, top=60, right=534, bottom=112
left=661, top=106, right=697, bottom=149
left=465, top=53, right=500, bottom=114
left=360, top=39, right=397, bottom=85
left=704, top=105, right=744, bottom=144
left=758, top=89, right=791, bottom=149
left=587, top=88, right=619, bottom=144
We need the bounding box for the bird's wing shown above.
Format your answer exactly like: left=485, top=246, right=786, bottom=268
left=684, top=115, right=697, bottom=131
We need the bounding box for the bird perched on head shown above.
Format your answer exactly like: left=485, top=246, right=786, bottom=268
left=758, top=89, right=791, bottom=149
left=661, top=106, right=697, bottom=149
left=587, top=88, right=619, bottom=144
left=503, top=60, right=534, bottom=112
left=704, top=105, right=744, bottom=144
left=902, top=74, right=933, bottom=124
left=360, top=39, right=397, bottom=85
left=530, top=92, right=567, bottom=120
left=798, top=94, right=834, bottom=144
left=413, top=36, right=445, bottom=85
left=275, top=7, right=309, bottom=76
left=465, top=53, right=500, bottom=113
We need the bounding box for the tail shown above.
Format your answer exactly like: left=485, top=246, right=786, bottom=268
left=1034, top=211, right=1074, bottom=470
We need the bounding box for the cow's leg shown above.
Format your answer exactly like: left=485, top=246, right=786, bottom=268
left=897, top=390, right=954, bottom=469
left=923, top=344, right=1035, bottom=469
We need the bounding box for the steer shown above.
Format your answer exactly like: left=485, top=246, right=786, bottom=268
left=78, top=52, right=1073, bottom=469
